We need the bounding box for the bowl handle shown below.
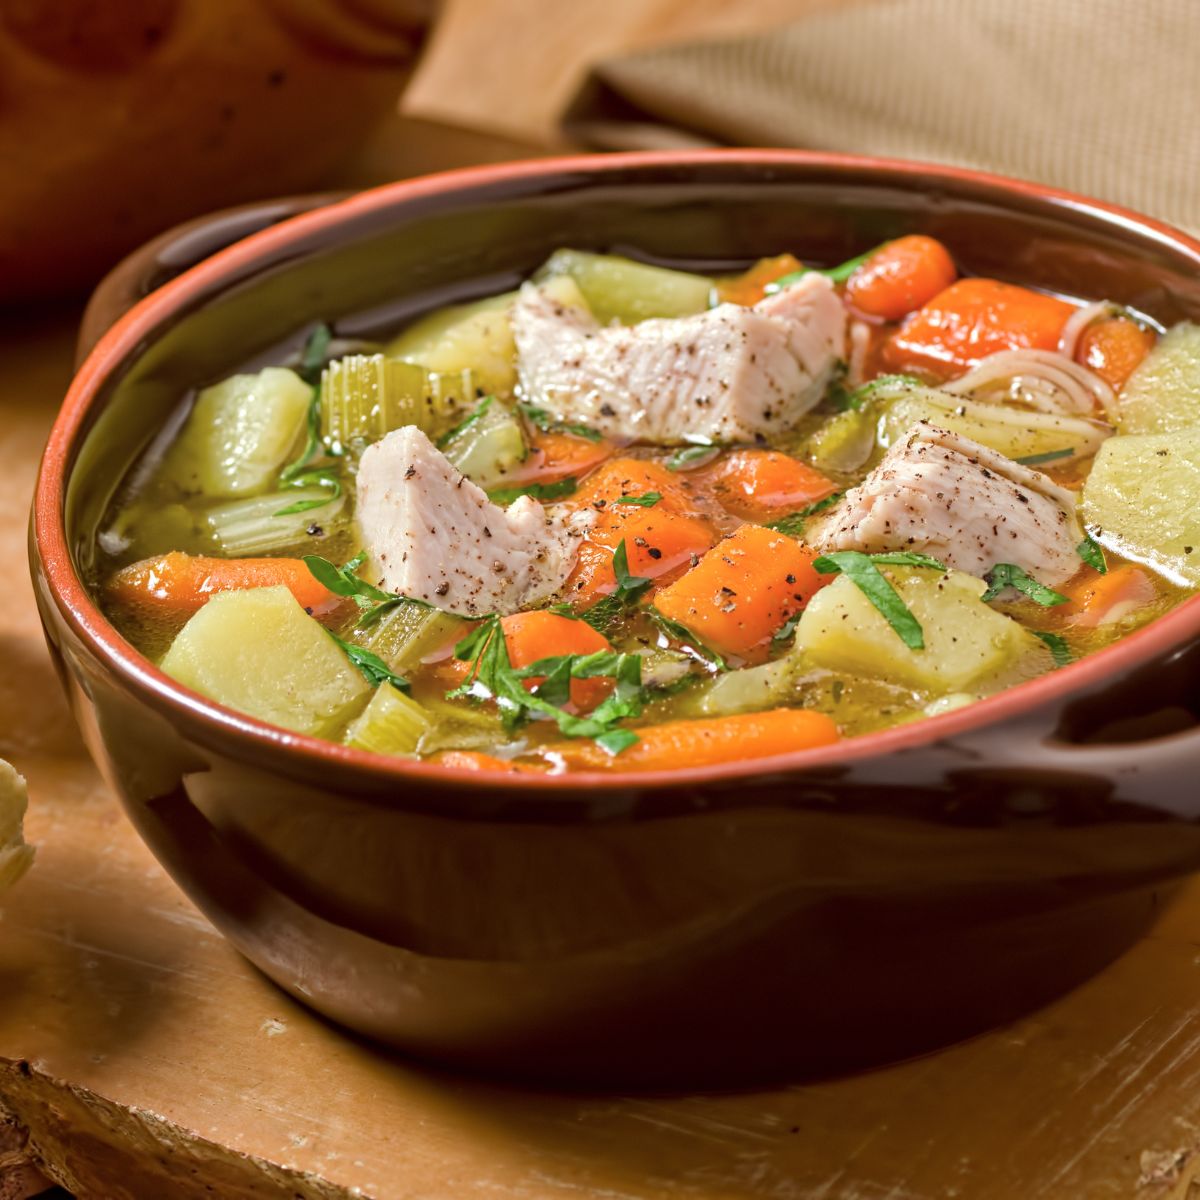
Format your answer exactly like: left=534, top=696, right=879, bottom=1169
left=1020, top=641, right=1200, bottom=818
left=76, top=193, right=343, bottom=366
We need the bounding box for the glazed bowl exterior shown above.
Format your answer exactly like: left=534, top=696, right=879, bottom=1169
left=31, top=152, right=1200, bottom=1085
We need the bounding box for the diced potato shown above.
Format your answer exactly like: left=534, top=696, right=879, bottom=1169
left=534, top=249, right=713, bottom=324
left=160, top=586, right=369, bottom=735
left=1082, top=427, right=1200, bottom=585
left=877, top=381, right=1109, bottom=463
left=387, top=291, right=518, bottom=397
left=683, top=658, right=794, bottom=718
left=344, top=684, right=431, bottom=756
left=165, top=367, right=312, bottom=499
left=796, top=567, right=1036, bottom=693
left=1116, top=322, right=1200, bottom=434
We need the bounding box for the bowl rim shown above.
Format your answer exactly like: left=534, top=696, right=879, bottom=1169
left=33, top=147, right=1200, bottom=794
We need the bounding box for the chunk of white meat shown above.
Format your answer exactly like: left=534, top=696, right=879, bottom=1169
left=512, top=273, right=846, bottom=443
left=355, top=426, right=581, bottom=616
left=815, top=423, right=1083, bottom=587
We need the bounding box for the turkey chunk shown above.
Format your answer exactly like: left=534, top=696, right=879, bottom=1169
left=815, top=423, right=1083, bottom=586
left=512, top=273, right=846, bottom=443
left=355, top=427, right=580, bottom=616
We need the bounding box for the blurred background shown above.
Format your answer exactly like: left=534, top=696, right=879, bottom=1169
left=2, top=0, right=1195, bottom=308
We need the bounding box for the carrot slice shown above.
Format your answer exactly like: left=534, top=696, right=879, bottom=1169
left=698, top=449, right=838, bottom=521
left=572, top=457, right=699, bottom=515
left=653, top=525, right=831, bottom=661
left=1058, top=564, right=1156, bottom=628
left=504, top=429, right=614, bottom=488
left=563, top=508, right=716, bottom=610
left=106, top=551, right=336, bottom=617
left=716, top=254, right=804, bottom=306
left=845, top=235, right=957, bottom=322
left=1077, top=317, right=1156, bottom=391
left=883, top=278, right=1075, bottom=374
left=431, top=611, right=615, bottom=711
left=549, top=708, right=840, bottom=772
left=432, top=750, right=547, bottom=774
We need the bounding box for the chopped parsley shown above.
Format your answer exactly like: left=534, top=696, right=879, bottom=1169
left=1032, top=629, right=1073, bottom=668
left=488, top=477, right=578, bottom=505
left=1077, top=532, right=1108, bottom=574
left=981, top=563, right=1069, bottom=606
left=580, top=539, right=652, bottom=634
left=647, top=607, right=727, bottom=672
left=447, top=615, right=646, bottom=754
left=328, top=631, right=409, bottom=691
left=280, top=323, right=337, bottom=482
left=437, top=395, right=495, bottom=448
left=813, top=550, right=948, bottom=650
left=303, top=552, right=428, bottom=628
left=766, top=492, right=843, bottom=537
left=765, top=244, right=882, bottom=293
left=518, top=403, right=603, bottom=442
left=274, top=467, right=341, bottom=516
left=616, top=491, right=661, bottom=507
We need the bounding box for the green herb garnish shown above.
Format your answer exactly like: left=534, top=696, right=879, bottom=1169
left=297, top=322, right=333, bottom=385
left=489, top=477, right=578, bottom=505
left=813, top=550, right=948, bottom=650
left=666, top=443, right=720, bottom=471
left=518, top=403, right=602, bottom=442
left=447, top=615, right=646, bottom=753
left=1014, top=448, right=1074, bottom=467
left=766, top=492, right=843, bottom=537
left=280, top=323, right=336, bottom=483
left=1077, top=533, right=1108, bottom=574
left=274, top=468, right=341, bottom=516
left=766, top=245, right=882, bottom=293
left=580, top=539, right=652, bottom=633
left=437, top=395, right=494, bottom=449
left=771, top=611, right=803, bottom=647
left=616, top=491, right=661, bottom=507
left=1032, top=629, right=1073, bottom=668
left=303, top=552, right=429, bottom=628
left=328, top=631, right=409, bottom=691
left=647, top=608, right=727, bottom=671
left=981, top=563, right=1069, bottom=606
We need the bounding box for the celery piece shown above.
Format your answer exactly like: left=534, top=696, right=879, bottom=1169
left=1082, top=427, right=1200, bottom=585
left=682, top=658, right=795, bottom=718
left=797, top=567, right=1037, bottom=694
left=320, top=355, right=480, bottom=449
left=440, top=397, right=528, bottom=489
left=160, top=586, right=370, bottom=735
left=535, top=249, right=713, bottom=324
left=387, top=291, right=518, bottom=397
left=344, top=683, right=431, bottom=756
left=353, top=601, right=465, bottom=674
left=164, top=367, right=313, bottom=499
left=414, top=698, right=509, bottom=755
left=1116, top=322, right=1200, bottom=434
left=877, top=381, right=1109, bottom=463
left=205, top=487, right=345, bottom=556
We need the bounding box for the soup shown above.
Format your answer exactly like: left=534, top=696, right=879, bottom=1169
left=93, top=237, right=1200, bottom=773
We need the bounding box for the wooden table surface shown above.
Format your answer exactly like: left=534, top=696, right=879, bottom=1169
left=5, top=6, right=1200, bottom=1194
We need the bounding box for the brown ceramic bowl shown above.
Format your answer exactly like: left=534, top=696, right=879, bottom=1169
left=31, top=152, right=1200, bottom=1087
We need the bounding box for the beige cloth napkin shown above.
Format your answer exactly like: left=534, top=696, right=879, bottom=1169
left=566, top=0, right=1200, bottom=233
